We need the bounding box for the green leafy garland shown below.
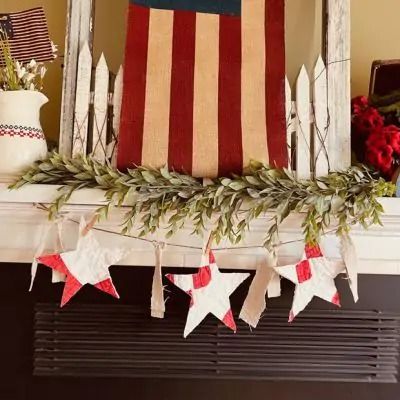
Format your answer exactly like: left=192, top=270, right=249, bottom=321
left=10, top=152, right=395, bottom=251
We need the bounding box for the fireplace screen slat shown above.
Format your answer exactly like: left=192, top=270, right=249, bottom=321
left=33, top=303, right=400, bottom=383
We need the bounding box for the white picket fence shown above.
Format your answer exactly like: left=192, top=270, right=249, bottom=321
left=73, top=42, right=331, bottom=177
left=286, top=55, right=330, bottom=179
left=71, top=41, right=123, bottom=166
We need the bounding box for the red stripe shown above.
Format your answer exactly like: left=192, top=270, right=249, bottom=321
left=9, top=44, right=52, bottom=51
left=94, top=278, right=120, bottom=299
left=209, top=251, right=216, bottom=265
left=9, top=26, right=48, bottom=31
left=118, top=4, right=150, bottom=170
left=168, top=11, right=196, bottom=174
left=8, top=53, right=53, bottom=62
left=265, top=0, right=287, bottom=168
left=11, top=50, right=52, bottom=56
left=61, top=276, right=83, bottom=307
left=5, top=55, right=53, bottom=63
left=296, top=260, right=312, bottom=283
left=10, top=43, right=52, bottom=49
left=10, top=27, right=49, bottom=33
left=11, top=33, right=50, bottom=39
left=222, top=309, right=236, bottom=332
left=9, top=7, right=44, bottom=16
left=9, top=20, right=47, bottom=25
left=331, top=292, right=341, bottom=307
left=10, top=38, right=51, bottom=44
left=11, top=18, right=47, bottom=24
left=192, top=266, right=212, bottom=289
left=11, top=24, right=47, bottom=30
left=218, top=15, right=242, bottom=177
left=10, top=40, right=51, bottom=46
left=305, top=244, right=323, bottom=259
left=37, top=254, right=69, bottom=276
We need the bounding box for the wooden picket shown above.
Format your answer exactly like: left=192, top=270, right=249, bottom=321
left=109, top=66, right=123, bottom=165
left=295, top=65, right=311, bottom=179
left=326, top=0, right=351, bottom=171
left=60, top=0, right=94, bottom=156
left=71, top=44, right=123, bottom=166
left=92, top=54, right=109, bottom=163
left=286, top=55, right=330, bottom=179
left=285, top=77, right=293, bottom=170
left=313, top=56, right=329, bottom=176
left=72, top=42, right=92, bottom=157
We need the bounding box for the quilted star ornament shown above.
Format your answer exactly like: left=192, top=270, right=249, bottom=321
left=37, top=217, right=128, bottom=306
left=274, top=244, right=343, bottom=322
left=166, top=251, right=250, bottom=338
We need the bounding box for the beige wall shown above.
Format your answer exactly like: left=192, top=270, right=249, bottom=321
left=351, top=0, right=400, bottom=96
left=286, top=0, right=322, bottom=87
left=1, top=0, right=399, bottom=143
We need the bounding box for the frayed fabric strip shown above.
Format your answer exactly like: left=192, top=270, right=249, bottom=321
left=151, top=242, right=166, bottom=318
left=239, top=252, right=277, bottom=328
left=30, top=222, right=53, bottom=291
left=31, top=218, right=69, bottom=289
left=340, top=234, right=359, bottom=302
left=51, top=219, right=67, bottom=283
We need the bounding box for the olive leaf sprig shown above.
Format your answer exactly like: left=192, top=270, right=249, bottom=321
left=10, top=152, right=395, bottom=250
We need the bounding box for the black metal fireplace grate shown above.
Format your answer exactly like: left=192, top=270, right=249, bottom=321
left=33, top=303, right=400, bottom=383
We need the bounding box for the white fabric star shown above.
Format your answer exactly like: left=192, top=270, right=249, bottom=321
left=166, top=251, right=250, bottom=337
left=38, top=217, right=128, bottom=306
left=274, top=244, right=343, bottom=322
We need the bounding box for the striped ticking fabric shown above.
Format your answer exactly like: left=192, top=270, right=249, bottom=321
left=118, top=0, right=287, bottom=177
left=0, top=8, right=55, bottom=63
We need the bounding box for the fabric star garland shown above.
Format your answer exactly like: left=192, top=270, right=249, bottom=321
left=166, top=251, right=250, bottom=337
left=37, top=217, right=128, bottom=306
left=274, top=244, right=343, bottom=322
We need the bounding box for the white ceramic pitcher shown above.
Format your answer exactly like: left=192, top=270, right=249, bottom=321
left=0, top=90, right=48, bottom=175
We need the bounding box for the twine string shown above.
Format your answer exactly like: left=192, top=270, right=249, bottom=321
left=34, top=203, right=337, bottom=252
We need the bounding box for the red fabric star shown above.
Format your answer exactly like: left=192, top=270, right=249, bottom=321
left=37, top=217, right=127, bottom=306
left=275, top=244, right=343, bottom=322
left=166, top=251, right=249, bottom=337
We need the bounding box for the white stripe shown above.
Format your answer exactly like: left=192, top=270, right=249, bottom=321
left=9, top=29, right=50, bottom=40
left=192, top=13, right=220, bottom=178
left=10, top=24, right=48, bottom=29
left=241, top=0, right=268, bottom=167
left=141, top=8, right=173, bottom=169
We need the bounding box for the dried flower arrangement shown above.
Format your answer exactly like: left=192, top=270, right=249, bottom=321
left=0, top=29, right=56, bottom=91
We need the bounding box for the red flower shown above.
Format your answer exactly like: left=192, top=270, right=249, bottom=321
left=352, top=107, right=384, bottom=135
left=366, top=131, right=388, bottom=149
left=382, top=125, right=400, bottom=155
left=365, top=142, right=394, bottom=176
left=351, top=96, right=369, bottom=115
left=351, top=96, right=400, bottom=179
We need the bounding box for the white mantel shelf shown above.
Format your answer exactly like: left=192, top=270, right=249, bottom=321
left=1, top=181, right=400, bottom=275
